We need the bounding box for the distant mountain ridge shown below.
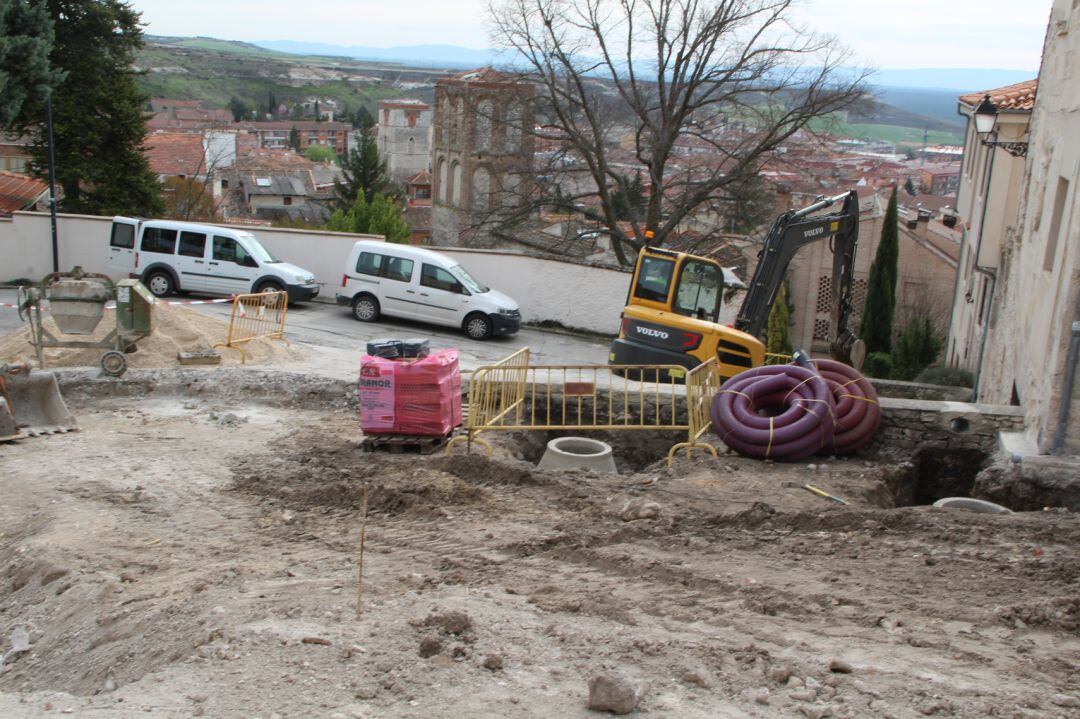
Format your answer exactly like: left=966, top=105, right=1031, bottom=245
left=254, top=40, right=500, bottom=68
left=254, top=40, right=1036, bottom=91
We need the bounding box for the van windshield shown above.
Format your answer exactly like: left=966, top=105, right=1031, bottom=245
left=237, top=232, right=279, bottom=263
left=450, top=264, right=488, bottom=293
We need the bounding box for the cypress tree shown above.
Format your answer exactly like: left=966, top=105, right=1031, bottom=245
left=859, top=186, right=899, bottom=353
left=17, top=1, right=162, bottom=217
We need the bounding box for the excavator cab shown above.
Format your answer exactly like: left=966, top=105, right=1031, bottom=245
left=609, top=247, right=764, bottom=380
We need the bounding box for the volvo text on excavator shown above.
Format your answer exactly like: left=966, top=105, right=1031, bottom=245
left=608, top=190, right=865, bottom=380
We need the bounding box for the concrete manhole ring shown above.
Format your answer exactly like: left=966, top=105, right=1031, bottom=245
left=538, top=436, right=618, bottom=474
left=932, top=497, right=1013, bottom=514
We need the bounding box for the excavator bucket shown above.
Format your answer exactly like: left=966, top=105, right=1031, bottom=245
left=0, top=365, right=78, bottom=442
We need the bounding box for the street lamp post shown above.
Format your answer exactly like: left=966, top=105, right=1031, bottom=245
left=972, top=94, right=1029, bottom=158
left=45, top=93, right=59, bottom=273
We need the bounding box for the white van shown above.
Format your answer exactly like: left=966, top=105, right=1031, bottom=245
left=336, top=241, right=520, bottom=340
left=107, top=217, right=319, bottom=302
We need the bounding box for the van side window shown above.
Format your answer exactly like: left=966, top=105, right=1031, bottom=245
left=421, top=264, right=462, bottom=293
left=142, top=227, right=177, bottom=254
left=111, top=223, right=135, bottom=249
left=383, top=257, right=414, bottom=283
left=178, top=231, right=206, bottom=258
left=213, top=236, right=254, bottom=266
left=356, top=252, right=383, bottom=276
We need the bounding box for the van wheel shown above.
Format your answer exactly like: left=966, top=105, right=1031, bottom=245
left=464, top=313, right=493, bottom=340
left=351, top=294, right=380, bottom=322
left=255, top=280, right=284, bottom=294
left=144, top=270, right=174, bottom=298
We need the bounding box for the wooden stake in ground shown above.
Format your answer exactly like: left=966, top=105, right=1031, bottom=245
left=356, top=483, right=369, bottom=619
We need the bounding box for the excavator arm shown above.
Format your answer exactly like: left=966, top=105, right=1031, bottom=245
left=734, top=190, right=864, bottom=366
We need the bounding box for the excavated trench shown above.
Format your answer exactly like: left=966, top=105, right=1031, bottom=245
left=506, top=429, right=681, bottom=475
left=883, top=447, right=990, bottom=507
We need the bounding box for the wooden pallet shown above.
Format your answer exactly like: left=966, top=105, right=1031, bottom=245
left=360, top=432, right=452, bottom=455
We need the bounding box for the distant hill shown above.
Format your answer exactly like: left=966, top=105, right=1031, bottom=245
left=872, top=87, right=967, bottom=128
left=871, top=68, right=1037, bottom=91
left=254, top=40, right=1037, bottom=92
left=255, top=40, right=500, bottom=69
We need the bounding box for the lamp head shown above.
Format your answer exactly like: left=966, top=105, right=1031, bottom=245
left=973, top=94, right=998, bottom=135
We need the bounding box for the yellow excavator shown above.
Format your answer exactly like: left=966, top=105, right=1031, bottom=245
left=609, top=190, right=865, bottom=380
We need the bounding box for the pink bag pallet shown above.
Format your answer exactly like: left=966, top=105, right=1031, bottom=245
left=359, top=349, right=462, bottom=436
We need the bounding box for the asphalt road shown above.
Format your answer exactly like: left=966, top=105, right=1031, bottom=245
left=0, top=289, right=614, bottom=368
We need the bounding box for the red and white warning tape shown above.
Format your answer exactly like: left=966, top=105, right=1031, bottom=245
left=153, top=297, right=234, bottom=306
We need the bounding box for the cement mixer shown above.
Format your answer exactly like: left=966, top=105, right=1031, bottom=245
left=0, top=362, right=77, bottom=442
left=18, top=267, right=153, bottom=377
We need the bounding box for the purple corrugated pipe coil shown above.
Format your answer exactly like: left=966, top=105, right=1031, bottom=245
left=710, top=359, right=880, bottom=460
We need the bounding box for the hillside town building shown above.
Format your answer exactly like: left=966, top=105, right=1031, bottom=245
left=377, top=99, right=432, bottom=185
left=431, top=68, right=536, bottom=247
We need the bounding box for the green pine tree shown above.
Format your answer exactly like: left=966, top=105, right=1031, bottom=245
left=229, top=96, right=248, bottom=122
left=890, top=315, right=943, bottom=381
left=17, top=0, right=162, bottom=217
left=334, top=125, right=391, bottom=209
left=0, top=0, right=63, bottom=127
left=859, top=186, right=899, bottom=353
left=288, top=125, right=300, bottom=151
left=326, top=191, right=409, bottom=244
left=766, top=281, right=794, bottom=355
left=353, top=106, right=375, bottom=130
left=366, top=194, right=410, bottom=244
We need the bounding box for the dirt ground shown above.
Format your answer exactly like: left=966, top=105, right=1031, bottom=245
left=0, top=379, right=1078, bottom=718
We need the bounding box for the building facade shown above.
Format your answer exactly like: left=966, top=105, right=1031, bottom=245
left=977, top=0, right=1080, bottom=454
left=431, top=68, right=536, bottom=247
left=377, top=99, right=432, bottom=185
left=946, top=80, right=1035, bottom=373
left=244, top=121, right=351, bottom=156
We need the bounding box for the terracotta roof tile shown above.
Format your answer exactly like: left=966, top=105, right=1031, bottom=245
left=145, top=132, right=206, bottom=176
left=959, top=79, right=1038, bottom=111
left=0, top=171, right=48, bottom=214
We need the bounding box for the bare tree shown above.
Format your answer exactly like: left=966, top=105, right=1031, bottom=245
left=488, top=0, right=869, bottom=263
left=160, top=126, right=237, bottom=222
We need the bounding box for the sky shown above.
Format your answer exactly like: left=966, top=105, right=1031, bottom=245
left=127, top=0, right=1053, bottom=70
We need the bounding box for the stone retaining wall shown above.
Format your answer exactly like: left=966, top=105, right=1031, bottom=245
left=876, top=397, right=1025, bottom=452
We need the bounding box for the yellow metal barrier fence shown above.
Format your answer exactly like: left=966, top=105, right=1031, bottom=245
left=214, top=290, right=289, bottom=362
left=447, top=349, right=697, bottom=459
left=764, top=352, right=793, bottom=366
left=666, top=357, right=722, bottom=465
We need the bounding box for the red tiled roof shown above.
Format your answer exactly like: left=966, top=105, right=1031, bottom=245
left=379, top=98, right=430, bottom=111
left=404, top=170, right=431, bottom=185
left=241, top=120, right=351, bottom=132
left=145, top=132, right=206, bottom=177
left=959, top=79, right=1038, bottom=111
left=0, top=171, right=48, bottom=214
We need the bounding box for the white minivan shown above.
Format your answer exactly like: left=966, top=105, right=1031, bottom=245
left=107, top=217, right=320, bottom=302
left=336, top=241, right=521, bottom=340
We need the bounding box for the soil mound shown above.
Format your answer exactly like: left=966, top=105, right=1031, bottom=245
left=0, top=303, right=304, bottom=368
